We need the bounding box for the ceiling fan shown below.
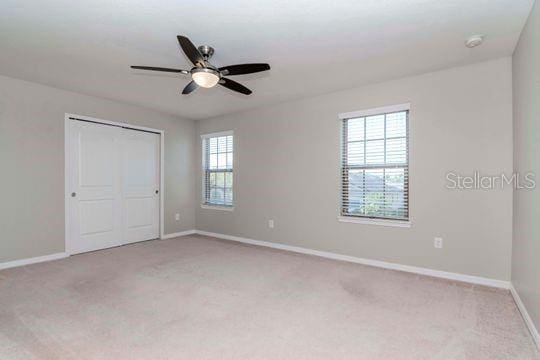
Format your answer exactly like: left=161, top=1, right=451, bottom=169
left=131, top=35, right=270, bottom=95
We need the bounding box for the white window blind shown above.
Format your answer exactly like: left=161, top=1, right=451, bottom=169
left=202, top=132, right=233, bottom=207
left=340, top=107, right=409, bottom=221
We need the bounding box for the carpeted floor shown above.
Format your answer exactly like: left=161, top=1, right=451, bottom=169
left=0, top=235, right=538, bottom=360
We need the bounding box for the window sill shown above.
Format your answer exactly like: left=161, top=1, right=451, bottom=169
left=337, top=216, right=411, bottom=228
left=201, top=204, right=234, bottom=211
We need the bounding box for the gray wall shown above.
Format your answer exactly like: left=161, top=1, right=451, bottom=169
left=196, top=58, right=513, bottom=281
left=512, top=0, right=540, bottom=333
left=0, top=75, right=196, bottom=262
left=0, top=57, right=516, bottom=283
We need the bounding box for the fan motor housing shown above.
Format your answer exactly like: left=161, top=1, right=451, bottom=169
left=198, top=45, right=214, bottom=59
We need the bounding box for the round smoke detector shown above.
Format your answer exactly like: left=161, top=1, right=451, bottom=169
left=465, top=35, right=484, bottom=48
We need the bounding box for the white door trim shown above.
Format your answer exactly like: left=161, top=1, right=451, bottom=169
left=64, top=113, right=165, bottom=255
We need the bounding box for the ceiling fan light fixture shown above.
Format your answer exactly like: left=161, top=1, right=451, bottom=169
left=131, top=35, right=270, bottom=95
left=191, top=68, right=220, bottom=88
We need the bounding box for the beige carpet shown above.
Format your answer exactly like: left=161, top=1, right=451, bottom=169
left=0, top=235, right=538, bottom=360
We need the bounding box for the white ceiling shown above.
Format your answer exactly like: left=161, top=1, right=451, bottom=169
left=0, top=0, right=534, bottom=120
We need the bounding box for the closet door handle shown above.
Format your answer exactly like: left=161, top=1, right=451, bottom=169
left=71, top=192, right=76, bottom=197
left=155, top=190, right=159, bottom=194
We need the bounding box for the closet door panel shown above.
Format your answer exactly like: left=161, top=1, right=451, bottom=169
left=121, top=129, right=160, bottom=244
left=68, top=121, right=122, bottom=254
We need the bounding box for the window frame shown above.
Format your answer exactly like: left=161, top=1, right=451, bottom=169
left=201, top=130, right=234, bottom=210
left=338, top=104, right=411, bottom=226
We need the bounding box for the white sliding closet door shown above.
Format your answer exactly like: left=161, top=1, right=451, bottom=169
left=68, top=121, right=123, bottom=254
left=121, top=129, right=160, bottom=244
left=68, top=120, right=160, bottom=254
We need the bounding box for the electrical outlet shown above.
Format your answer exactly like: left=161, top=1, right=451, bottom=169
left=434, top=237, right=443, bottom=249
left=268, top=219, right=274, bottom=228
left=175, top=213, right=180, bottom=221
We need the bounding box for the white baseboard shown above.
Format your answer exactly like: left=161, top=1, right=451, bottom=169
left=161, top=229, right=197, bottom=239
left=0, top=230, right=510, bottom=291
left=195, top=230, right=510, bottom=289
left=510, top=284, right=540, bottom=349
left=0, top=230, right=195, bottom=270
left=0, top=252, right=69, bottom=271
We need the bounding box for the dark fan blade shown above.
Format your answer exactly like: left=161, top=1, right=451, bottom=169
left=219, top=63, right=270, bottom=76
left=219, top=78, right=252, bottom=95
left=182, top=81, right=198, bottom=95
left=177, top=36, right=204, bottom=66
left=131, top=66, right=188, bottom=74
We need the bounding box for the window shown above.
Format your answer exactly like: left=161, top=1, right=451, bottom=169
left=202, top=131, right=234, bottom=208
left=340, top=105, right=409, bottom=222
